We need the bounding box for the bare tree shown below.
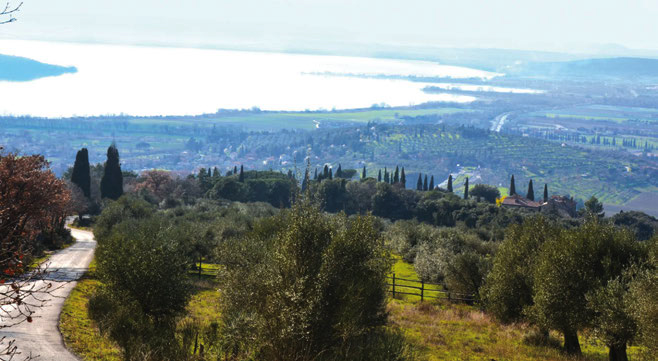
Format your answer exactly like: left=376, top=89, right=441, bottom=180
left=0, top=2, right=22, bottom=25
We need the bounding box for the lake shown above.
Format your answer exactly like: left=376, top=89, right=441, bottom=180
left=0, top=40, right=535, bottom=117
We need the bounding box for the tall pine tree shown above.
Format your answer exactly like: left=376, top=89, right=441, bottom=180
left=239, top=165, right=245, bottom=182
left=378, top=169, right=382, bottom=182
left=429, top=175, right=434, bottom=190
left=400, top=168, right=406, bottom=188
left=71, top=148, right=91, bottom=198
left=464, top=177, right=469, bottom=199
left=417, top=174, right=423, bottom=191
left=423, top=175, right=428, bottom=191
left=100, top=143, right=123, bottom=200
left=447, top=174, right=453, bottom=192
left=336, top=164, right=343, bottom=178
left=526, top=179, right=534, bottom=201
left=362, top=166, right=366, bottom=179
left=394, top=166, right=400, bottom=184
left=384, top=168, right=389, bottom=183
left=510, top=175, right=516, bottom=196
left=543, top=183, right=549, bottom=203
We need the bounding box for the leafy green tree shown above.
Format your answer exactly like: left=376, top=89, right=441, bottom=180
left=510, top=175, right=516, bottom=196
left=469, top=184, right=501, bottom=203
left=627, top=238, right=657, bottom=356
left=584, top=196, right=605, bottom=218
left=216, top=200, right=400, bottom=361
left=100, top=143, right=123, bottom=200
left=529, top=221, right=642, bottom=355
left=447, top=174, right=453, bottom=192
left=71, top=148, right=91, bottom=198
left=464, top=177, right=469, bottom=199
left=527, top=179, right=535, bottom=201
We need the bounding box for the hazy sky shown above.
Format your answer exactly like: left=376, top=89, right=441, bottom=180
left=2, top=0, right=658, bottom=54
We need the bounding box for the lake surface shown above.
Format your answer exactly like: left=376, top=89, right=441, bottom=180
left=0, top=40, right=535, bottom=117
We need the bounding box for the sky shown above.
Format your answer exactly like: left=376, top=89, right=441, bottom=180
left=1, top=0, right=658, bottom=55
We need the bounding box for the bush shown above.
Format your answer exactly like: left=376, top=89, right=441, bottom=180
left=216, top=200, right=408, bottom=361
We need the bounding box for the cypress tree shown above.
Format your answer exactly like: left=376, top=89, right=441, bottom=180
left=239, top=165, right=245, bottom=182
left=401, top=167, right=406, bottom=188
left=423, top=175, right=428, bottom=191
left=302, top=168, right=310, bottom=192
left=323, top=165, right=329, bottom=179
left=429, top=175, right=434, bottom=190
left=378, top=169, right=382, bottom=182
left=329, top=168, right=333, bottom=180
left=384, top=168, right=389, bottom=183
left=543, top=183, right=548, bottom=203
left=464, top=177, right=469, bottom=199
left=417, top=174, right=423, bottom=191
left=447, top=174, right=453, bottom=192
left=212, top=167, right=220, bottom=178
left=527, top=179, right=534, bottom=201
left=362, top=166, right=366, bottom=179
left=336, top=164, right=342, bottom=178
left=314, top=168, right=318, bottom=180
left=510, top=175, right=516, bottom=196
left=394, top=166, right=400, bottom=184
left=234, top=165, right=238, bottom=175
left=100, top=143, right=123, bottom=200
left=71, top=148, right=91, bottom=198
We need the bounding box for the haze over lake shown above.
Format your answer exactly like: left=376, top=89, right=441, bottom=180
left=0, top=40, right=539, bottom=118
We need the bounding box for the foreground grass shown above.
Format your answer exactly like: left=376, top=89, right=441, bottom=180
left=59, top=260, right=122, bottom=361
left=388, top=257, right=644, bottom=361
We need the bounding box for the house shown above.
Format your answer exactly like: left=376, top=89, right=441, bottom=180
left=542, top=195, right=577, bottom=218
left=501, top=194, right=543, bottom=211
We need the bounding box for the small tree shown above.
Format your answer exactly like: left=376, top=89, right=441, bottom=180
left=362, top=165, right=366, bottom=179
left=393, top=166, right=400, bottom=184
left=100, top=143, right=123, bottom=200
left=464, top=177, right=469, bottom=199
left=71, top=148, right=91, bottom=198
left=527, top=179, right=535, bottom=201
left=447, top=174, right=453, bottom=192
left=429, top=175, right=434, bottom=190
left=470, top=184, right=500, bottom=203
left=423, top=175, right=428, bottom=191
left=378, top=169, right=382, bottom=182
left=510, top=175, right=516, bottom=196
left=543, top=183, right=548, bottom=202
left=416, top=174, right=423, bottom=191
left=239, top=165, right=245, bottom=182
left=400, top=167, right=406, bottom=188
left=584, top=196, right=605, bottom=218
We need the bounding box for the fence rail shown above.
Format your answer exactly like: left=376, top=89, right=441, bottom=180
left=387, top=274, right=474, bottom=303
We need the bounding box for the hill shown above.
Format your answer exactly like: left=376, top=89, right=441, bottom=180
left=507, top=57, right=658, bottom=80
left=0, top=54, right=77, bottom=81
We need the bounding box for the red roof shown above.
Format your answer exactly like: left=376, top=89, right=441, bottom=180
left=502, top=194, right=543, bottom=208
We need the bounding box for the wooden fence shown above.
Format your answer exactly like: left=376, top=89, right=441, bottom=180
left=387, top=273, right=474, bottom=303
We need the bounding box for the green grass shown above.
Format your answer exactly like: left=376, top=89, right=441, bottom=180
left=388, top=257, right=647, bottom=361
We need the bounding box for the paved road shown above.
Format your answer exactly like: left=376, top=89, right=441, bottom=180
left=490, top=112, right=511, bottom=132
left=0, top=228, right=96, bottom=361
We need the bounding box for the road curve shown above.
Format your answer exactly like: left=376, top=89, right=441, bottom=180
left=0, top=228, right=96, bottom=361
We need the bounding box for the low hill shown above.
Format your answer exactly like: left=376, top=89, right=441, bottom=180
left=506, top=57, right=658, bottom=80
left=0, top=54, right=77, bottom=81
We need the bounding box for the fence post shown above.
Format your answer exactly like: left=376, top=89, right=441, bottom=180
left=392, top=273, right=396, bottom=298
left=420, top=281, right=424, bottom=302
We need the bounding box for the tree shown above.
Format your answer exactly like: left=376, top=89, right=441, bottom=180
left=527, top=179, right=535, bottom=201
left=323, top=165, right=329, bottom=180
left=584, top=196, right=605, bottom=218
left=362, top=166, right=366, bottom=179
left=71, top=148, right=91, bottom=198
left=447, top=174, right=453, bottom=192
left=378, top=169, right=382, bottom=182
left=393, top=166, right=400, bottom=184
left=384, top=168, right=389, bottom=183
left=0, top=2, right=22, bottom=25
left=543, top=183, right=548, bottom=203
left=401, top=167, right=406, bottom=188
left=216, top=200, right=400, bottom=360
left=464, top=177, right=469, bottom=199
left=239, top=165, right=245, bottom=182
left=213, top=167, right=220, bottom=178
left=469, top=184, right=500, bottom=203
left=336, top=164, right=343, bottom=178
left=529, top=221, right=642, bottom=355
left=423, top=175, right=428, bottom=191
left=510, top=175, right=516, bottom=196
left=100, top=143, right=124, bottom=200
left=0, top=152, right=71, bottom=359
left=134, top=170, right=176, bottom=203
left=416, top=174, right=423, bottom=191
left=429, top=175, right=434, bottom=190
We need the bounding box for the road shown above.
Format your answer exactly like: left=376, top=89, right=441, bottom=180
left=490, top=112, right=511, bottom=132
left=0, top=228, right=96, bottom=361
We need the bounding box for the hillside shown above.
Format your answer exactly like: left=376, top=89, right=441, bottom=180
left=0, top=54, right=77, bottom=81
left=507, top=57, right=658, bottom=80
